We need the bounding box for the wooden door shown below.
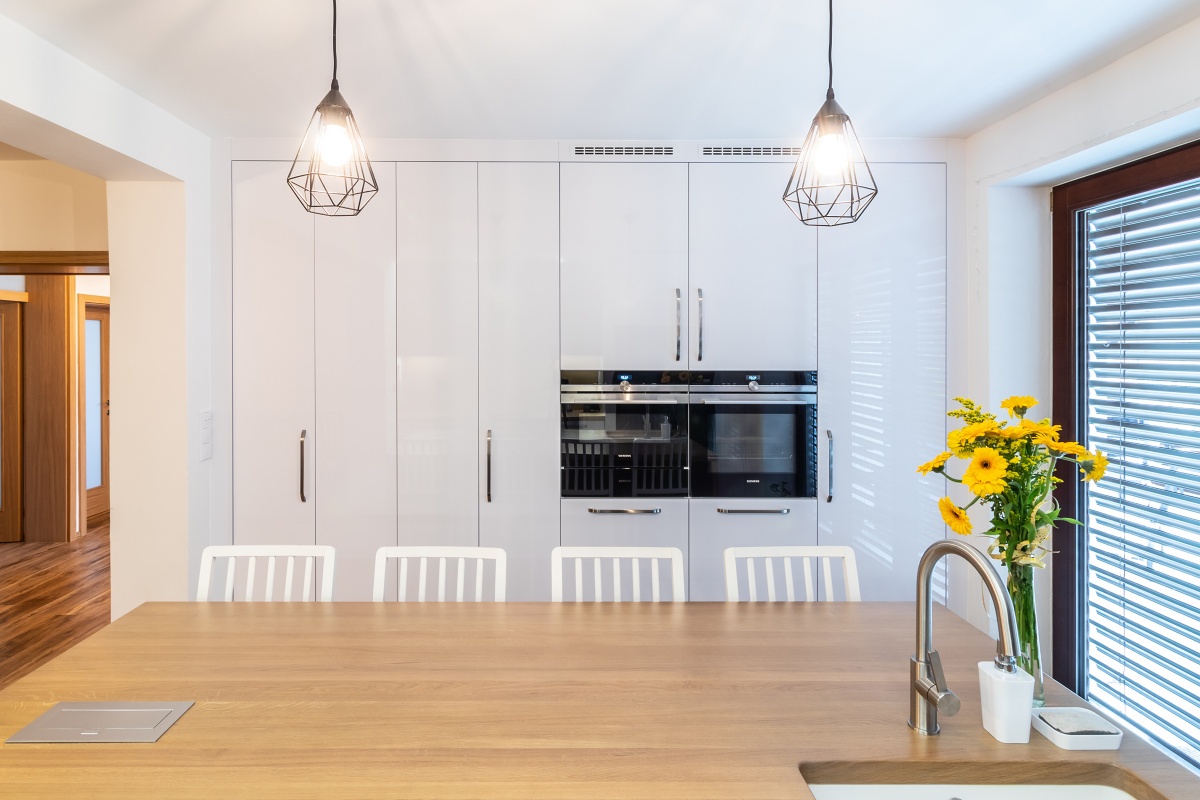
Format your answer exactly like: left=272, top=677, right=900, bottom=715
left=0, top=300, right=22, bottom=541
left=81, top=302, right=110, bottom=520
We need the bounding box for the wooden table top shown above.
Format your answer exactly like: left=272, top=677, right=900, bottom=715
left=0, top=602, right=1195, bottom=799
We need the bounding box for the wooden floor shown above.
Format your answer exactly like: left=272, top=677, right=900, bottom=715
left=0, top=519, right=110, bottom=690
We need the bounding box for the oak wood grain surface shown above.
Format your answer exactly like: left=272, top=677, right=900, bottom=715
left=0, top=521, right=109, bottom=688
left=0, top=602, right=1195, bottom=799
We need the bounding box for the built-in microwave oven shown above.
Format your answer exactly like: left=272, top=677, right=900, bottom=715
left=687, top=371, right=817, bottom=499
left=560, top=371, right=690, bottom=498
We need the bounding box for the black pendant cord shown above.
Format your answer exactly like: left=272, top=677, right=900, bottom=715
left=826, top=0, right=834, bottom=97
left=331, top=0, right=339, bottom=91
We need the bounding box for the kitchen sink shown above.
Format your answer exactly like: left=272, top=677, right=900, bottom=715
left=808, top=785, right=1138, bottom=800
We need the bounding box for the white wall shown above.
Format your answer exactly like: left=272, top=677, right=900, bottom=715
left=952, top=14, right=1200, bottom=665
left=107, top=182, right=190, bottom=614
left=0, top=11, right=211, bottom=619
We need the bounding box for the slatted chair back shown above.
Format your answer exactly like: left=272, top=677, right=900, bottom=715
left=196, top=545, right=336, bottom=602
left=551, top=546, right=686, bottom=602
left=372, top=546, right=507, bottom=602
left=723, top=546, right=861, bottom=602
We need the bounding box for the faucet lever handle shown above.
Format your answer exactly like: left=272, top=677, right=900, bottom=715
left=929, top=649, right=949, bottom=691
left=926, top=650, right=962, bottom=717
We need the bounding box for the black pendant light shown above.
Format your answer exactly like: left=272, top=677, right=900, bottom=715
left=288, top=0, right=378, bottom=216
left=782, top=0, right=877, bottom=226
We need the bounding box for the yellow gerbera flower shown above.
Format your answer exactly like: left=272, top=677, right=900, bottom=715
left=1078, top=450, right=1108, bottom=483
left=961, top=447, right=1009, bottom=496
left=1018, top=419, right=1061, bottom=440
left=938, top=497, right=972, bottom=536
left=999, top=395, right=1038, bottom=418
left=917, top=451, right=954, bottom=475
left=947, top=420, right=1000, bottom=453
left=996, top=424, right=1031, bottom=440
left=1038, top=437, right=1088, bottom=457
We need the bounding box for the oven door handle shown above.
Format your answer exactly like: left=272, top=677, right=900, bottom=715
left=694, top=399, right=814, bottom=405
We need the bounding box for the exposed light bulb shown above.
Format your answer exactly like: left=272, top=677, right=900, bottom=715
left=318, top=123, right=353, bottom=168
left=812, top=133, right=848, bottom=178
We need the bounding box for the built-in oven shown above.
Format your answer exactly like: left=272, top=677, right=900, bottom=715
left=560, top=371, right=690, bottom=498
left=687, top=371, right=817, bottom=499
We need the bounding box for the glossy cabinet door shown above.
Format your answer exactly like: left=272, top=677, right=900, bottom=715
left=314, top=163, right=398, bottom=600
left=817, top=162, right=947, bottom=601
left=232, top=161, right=316, bottom=546
left=560, top=498, right=690, bottom=598
left=478, top=162, right=561, bottom=601
left=688, top=162, right=817, bottom=370
left=560, top=162, right=689, bottom=370
left=687, top=498, right=817, bottom=601
left=396, top=162, right=480, bottom=549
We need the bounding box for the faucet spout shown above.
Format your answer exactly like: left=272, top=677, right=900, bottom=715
left=909, top=538, right=1021, bottom=735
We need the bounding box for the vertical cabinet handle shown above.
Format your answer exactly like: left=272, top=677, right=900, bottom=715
left=675, top=288, right=682, bottom=362
left=486, top=429, right=492, bottom=503
left=300, top=429, right=307, bottom=503
left=826, top=430, right=833, bottom=503
left=696, top=288, right=704, bottom=362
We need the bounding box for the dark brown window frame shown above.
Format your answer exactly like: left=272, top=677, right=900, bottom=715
left=1051, top=137, right=1200, bottom=694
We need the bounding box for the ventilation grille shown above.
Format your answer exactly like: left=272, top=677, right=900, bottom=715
left=574, top=146, right=673, bottom=156
left=702, top=146, right=802, bottom=156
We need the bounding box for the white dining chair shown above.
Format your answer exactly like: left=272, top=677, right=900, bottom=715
left=373, top=546, right=507, bottom=602
left=196, top=545, right=336, bottom=602
left=723, top=545, right=861, bottom=602
left=551, top=546, right=686, bottom=602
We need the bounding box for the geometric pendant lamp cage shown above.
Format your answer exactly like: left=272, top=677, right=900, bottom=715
left=287, top=0, right=378, bottom=216
left=781, top=90, right=877, bottom=226
left=781, top=0, right=877, bottom=226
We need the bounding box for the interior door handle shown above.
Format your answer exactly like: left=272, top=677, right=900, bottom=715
left=300, top=429, right=307, bottom=503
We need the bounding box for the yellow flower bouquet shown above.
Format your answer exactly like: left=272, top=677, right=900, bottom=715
left=917, top=395, right=1107, bottom=703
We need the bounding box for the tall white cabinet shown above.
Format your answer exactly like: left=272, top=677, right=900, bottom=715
left=816, top=162, right=947, bottom=601
left=232, top=161, right=316, bottom=547
left=478, top=162, right=562, bottom=600
left=314, top=163, right=398, bottom=598
left=395, top=162, right=480, bottom=551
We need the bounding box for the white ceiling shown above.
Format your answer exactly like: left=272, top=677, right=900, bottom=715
left=0, top=0, right=1197, bottom=141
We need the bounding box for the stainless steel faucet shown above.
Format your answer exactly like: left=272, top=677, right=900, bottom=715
left=909, top=538, right=1022, bottom=735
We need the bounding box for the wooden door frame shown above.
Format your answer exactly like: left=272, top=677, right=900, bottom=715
left=78, top=295, right=110, bottom=524
left=0, top=297, right=26, bottom=542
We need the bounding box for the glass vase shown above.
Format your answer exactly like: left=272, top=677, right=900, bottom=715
left=1007, top=562, right=1045, bottom=706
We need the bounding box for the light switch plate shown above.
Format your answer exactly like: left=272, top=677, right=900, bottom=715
left=6, top=701, right=194, bottom=743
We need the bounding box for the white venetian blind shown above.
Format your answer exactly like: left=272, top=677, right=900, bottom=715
left=1083, top=176, right=1200, bottom=766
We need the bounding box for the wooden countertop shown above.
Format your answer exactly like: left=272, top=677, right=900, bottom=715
left=0, top=602, right=1195, bottom=799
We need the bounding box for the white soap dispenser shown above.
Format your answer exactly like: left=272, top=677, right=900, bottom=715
left=978, top=659, right=1035, bottom=743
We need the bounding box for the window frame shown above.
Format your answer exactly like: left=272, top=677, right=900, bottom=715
left=1051, top=137, right=1200, bottom=694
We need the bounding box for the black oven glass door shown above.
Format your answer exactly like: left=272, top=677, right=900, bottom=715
left=689, top=400, right=816, bottom=498
left=561, top=397, right=689, bottom=498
